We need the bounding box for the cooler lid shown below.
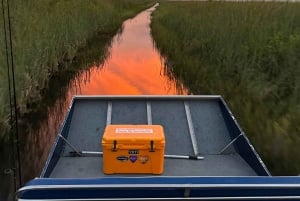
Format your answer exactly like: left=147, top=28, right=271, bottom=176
left=102, top=125, right=165, bottom=144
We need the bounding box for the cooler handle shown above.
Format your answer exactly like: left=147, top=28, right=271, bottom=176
left=149, top=140, right=155, bottom=152
left=112, top=140, right=117, bottom=152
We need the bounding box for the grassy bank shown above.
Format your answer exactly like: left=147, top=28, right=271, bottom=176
left=152, top=1, right=300, bottom=175
left=0, top=0, right=153, bottom=138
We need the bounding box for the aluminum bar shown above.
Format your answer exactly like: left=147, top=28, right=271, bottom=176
left=218, top=133, right=243, bottom=154
left=70, top=151, right=204, bottom=160
left=106, top=101, right=112, bottom=125
left=184, top=101, right=199, bottom=156
left=146, top=101, right=152, bottom=125
left=58, top=134, right=81, bottom=156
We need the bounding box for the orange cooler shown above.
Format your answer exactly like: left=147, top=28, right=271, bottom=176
left=101, top=125, right=165, bottom=174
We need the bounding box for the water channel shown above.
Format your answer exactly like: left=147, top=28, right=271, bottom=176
left=1, top=4, right=187, bottom=200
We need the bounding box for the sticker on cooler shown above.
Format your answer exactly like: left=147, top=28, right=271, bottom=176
left=128, top=150, right=139, bottom=155
left=116, top=156, right=128, bottom=162
left=129, top=155, right=138, bottom=163
left=139, top=156, right=149, bottom=164
left=116, top=128, right=153, bottom=134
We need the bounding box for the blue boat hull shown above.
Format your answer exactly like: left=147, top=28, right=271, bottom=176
left=18, top=177, right=300, bottom=200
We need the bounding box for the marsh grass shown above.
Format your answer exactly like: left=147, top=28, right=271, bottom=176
left=0, top=0, right=153, bottom=138
left=152, top=1, right=300, bottom=175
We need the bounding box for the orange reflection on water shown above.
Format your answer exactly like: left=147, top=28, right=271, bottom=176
left=76, top=4, right=187, bottom=95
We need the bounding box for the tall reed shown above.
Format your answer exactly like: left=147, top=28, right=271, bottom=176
left=0, top=0, right=153, bottom=138
left=152, top=1, right=300, bottom=175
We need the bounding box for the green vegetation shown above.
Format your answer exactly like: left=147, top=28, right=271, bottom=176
left=152, top=1, right=300, bottom=175
left=0, top=0, right=153, bottom=138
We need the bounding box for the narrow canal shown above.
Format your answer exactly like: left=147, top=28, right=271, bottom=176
left=1, top=4, right=187, bottom=200
left=72, top=4, right=186, bottom=95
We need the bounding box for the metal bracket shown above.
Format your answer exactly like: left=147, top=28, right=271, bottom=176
left=184, top=187, right=191, bottom=197
left=58, top=134, right=81, bottom=156
left=4, top=168, right=14, bottom=175
left=218, top=132, right=244, bottom=154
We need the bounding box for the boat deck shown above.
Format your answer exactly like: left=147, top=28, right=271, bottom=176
left=44, top=96, right=268, bottom=178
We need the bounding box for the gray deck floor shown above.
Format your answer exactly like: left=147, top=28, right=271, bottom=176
left=50, top=154, right=256, bottom=178
left=49, top=97, right=257, bottom=177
